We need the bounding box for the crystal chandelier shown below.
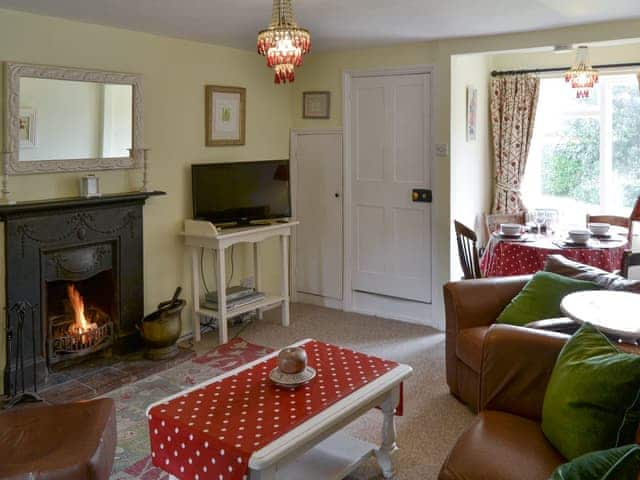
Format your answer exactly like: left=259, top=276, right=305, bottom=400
left=257, top=0, right=311, bottom=84
left=564, top=46, right=599, bottom=99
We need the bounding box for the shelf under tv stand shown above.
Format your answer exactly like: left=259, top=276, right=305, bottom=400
left=182, top=219, right=299, bottom=344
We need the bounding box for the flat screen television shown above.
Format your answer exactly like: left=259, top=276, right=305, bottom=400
left=192, top=160, right=291, bottom=225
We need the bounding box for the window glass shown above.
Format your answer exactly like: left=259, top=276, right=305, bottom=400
left=523, top=74, right=640, bottom=226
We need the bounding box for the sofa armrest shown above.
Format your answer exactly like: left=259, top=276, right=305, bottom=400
left=479, top=324, right=568, bottom=421
left=443, top=275, right=531, bottom=332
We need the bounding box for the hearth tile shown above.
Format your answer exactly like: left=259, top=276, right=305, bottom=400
left=112, top=348, right=195, bottom=381
left=78, top=366, right=131, bottom=394
left=41, top=380, right=96, bottom=404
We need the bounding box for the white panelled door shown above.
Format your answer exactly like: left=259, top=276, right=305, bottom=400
left=293, top=131, right=343, bottom=300
left=351, top=73, right=432, bottom=303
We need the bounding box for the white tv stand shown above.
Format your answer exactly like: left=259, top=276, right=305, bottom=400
left=182, top=219, right=299, bottom=344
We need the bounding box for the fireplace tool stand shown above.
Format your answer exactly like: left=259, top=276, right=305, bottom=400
left=3, top=301, right=43, bottom=409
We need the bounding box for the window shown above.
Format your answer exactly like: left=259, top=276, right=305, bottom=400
left=522, top=74, right=640, bottom=225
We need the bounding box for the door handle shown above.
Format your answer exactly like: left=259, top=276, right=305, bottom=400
left=412, top=189, right=432, bottom=203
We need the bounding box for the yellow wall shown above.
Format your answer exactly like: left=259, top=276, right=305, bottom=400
left=0, top=8, right=292, bottom=388
left=450, top=53, right=493, bottom=277
left=289, top=18, right=640, bottom=329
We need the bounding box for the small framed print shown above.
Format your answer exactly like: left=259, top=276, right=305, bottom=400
left=205, top=85, right=246, bottom=146
left=19, top=108, right=37, bottom=148
left=303, top=91, right=331, bottom=119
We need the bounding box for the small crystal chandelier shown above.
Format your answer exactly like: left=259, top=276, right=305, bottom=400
left=257, top=0, right=311, bottom=84
left=564, top=46, right=599, bottom=99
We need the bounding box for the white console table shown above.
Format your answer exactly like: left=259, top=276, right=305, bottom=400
left=182, top=220, right=299, bottom=344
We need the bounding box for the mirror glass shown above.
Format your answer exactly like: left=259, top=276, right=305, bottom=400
left=18, top=77, right=133, bottom=162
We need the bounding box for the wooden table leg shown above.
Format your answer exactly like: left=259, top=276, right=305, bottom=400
left=216, top=247, right=228, bottom=344
left=254, top=242, right=263, bottom=320
left=191, top=247, right=201, bottom=342
left=375, top=386, right=400, bottom=479
left=280, top=235, right=290, bottom=327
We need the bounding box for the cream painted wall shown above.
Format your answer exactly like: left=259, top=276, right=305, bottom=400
left=0, top=8, right=292, bottom=389
left=289, top=18, right=640, bottom=330
left=450, top=54, right=492, bottom=278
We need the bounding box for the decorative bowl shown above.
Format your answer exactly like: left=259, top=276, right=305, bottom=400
left=588, top=223, right=610, bottom=236
left=277, top=347, right=308, bottom=374
left=500, top=223, right=522, bottom=236
left=568, top=229, right=591, bottom=244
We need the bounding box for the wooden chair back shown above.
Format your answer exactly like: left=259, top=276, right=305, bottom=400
left=454, top=220, right=482, bottom=280
left=621, top=250, right=640, bottom=279
left=485, top=212, right=527, bottom=239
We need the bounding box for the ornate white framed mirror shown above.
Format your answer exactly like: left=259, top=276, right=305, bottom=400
left=3, top=62, right=144, bottom=174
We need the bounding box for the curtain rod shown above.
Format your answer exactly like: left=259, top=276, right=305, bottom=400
left=490, top=62, right=640, bottom=77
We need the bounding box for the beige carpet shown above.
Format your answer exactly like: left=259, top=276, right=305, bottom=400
left=189, top=303, right=474, bottom=480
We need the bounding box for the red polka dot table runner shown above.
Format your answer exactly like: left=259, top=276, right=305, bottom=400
left=147, top=340, right=400, bottom=480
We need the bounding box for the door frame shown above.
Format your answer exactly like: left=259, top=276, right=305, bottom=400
left=290, top=128, right=344, bottom=309
left=342, top=65, right=436, bottom=319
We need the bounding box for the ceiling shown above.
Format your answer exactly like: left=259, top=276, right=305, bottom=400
left=1, top=0, right=640, bottom=52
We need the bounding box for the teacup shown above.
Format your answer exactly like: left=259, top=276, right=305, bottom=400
left=568, top=229, right=591, bottom=244
left=588, top=223, right=610, bottom=236
left=500, top=223, right=522, bottom=236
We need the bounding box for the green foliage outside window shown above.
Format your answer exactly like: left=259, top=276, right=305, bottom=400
left=541, top=118, right=600, bottom=205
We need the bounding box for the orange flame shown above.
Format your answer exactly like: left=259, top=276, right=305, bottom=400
left=67, top=284, right=97, bottom=335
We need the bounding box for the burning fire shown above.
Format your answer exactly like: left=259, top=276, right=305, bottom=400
left=67, top=284, right=97, bottom=336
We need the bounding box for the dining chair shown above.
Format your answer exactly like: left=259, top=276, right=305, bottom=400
left=484, top=212, right=527, bottom=240
left=454, top=220, right=482, bottom=280
left=621, top=250, right=640, bottom=279
left=586, top=214, right=632, bottom=241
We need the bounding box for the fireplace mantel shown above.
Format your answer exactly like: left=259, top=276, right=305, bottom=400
left=0, top=190, right=165, bottom=218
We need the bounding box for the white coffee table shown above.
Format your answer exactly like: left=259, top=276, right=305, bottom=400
left=147, top=339, right=412, bottom=480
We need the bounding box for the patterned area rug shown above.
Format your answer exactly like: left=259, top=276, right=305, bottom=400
left=108, top=338, right=273, bottom=479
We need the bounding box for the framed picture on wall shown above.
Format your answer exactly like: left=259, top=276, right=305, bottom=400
left=303, top=91, right=331, bottom=119
left=19, top=108, right=37, bottom=148
left=466, top=86, right=478, bottom=142
left=205, top=85, right=246, bottom=146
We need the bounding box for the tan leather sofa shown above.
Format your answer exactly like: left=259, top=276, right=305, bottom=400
left=444, top=275, right=531, bottom=412
left=444, top=254, right=640, bottom=412
left=439, top=324, right=639, bottom=480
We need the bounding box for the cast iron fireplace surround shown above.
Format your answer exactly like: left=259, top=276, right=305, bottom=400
left=1, top=191, right=164, bottom=392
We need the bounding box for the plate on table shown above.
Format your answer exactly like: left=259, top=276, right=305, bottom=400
left=269, top=367, right=316, bottom=389
left=556, top=239, right=591, bottom=248
left=495, top=232, right=523, bottom=239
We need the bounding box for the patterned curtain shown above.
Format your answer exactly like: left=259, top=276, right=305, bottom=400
left=490, top=74, right=540, bottom=213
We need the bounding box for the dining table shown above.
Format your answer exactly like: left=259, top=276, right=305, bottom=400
left=480, top=229, right=628, bottom=277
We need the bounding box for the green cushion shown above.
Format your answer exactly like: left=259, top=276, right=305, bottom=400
left=542, top=323, right=640, bottom=460
left=496, top=271, right=600, bottom=326
left=550, top=444, right=640, bottom=480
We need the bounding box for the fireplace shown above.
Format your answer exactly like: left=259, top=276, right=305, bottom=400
left=1, top=191, right=164, bottom=393
left=43, top=244, right=117, bottom=368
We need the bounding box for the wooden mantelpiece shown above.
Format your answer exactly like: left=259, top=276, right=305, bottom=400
left=0, top=191, right=165, bottom=218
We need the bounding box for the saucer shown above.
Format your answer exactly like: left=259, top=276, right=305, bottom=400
left=269, top=366, right=316, bottom=389
left=563, top=238, right=590, bottom=246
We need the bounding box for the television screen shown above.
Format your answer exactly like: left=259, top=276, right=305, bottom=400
left=192, top=160, right=291, bottom=225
